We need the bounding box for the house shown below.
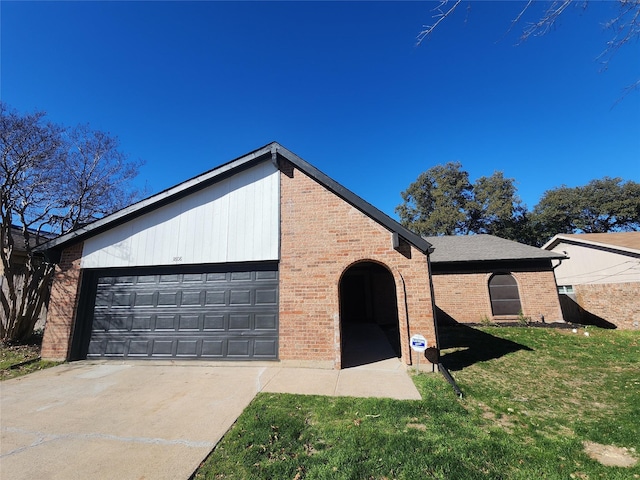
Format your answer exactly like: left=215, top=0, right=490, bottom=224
left=425, top=234, right=565, bottom=325
left=38, top=142, right=437, bottom=369
left=1, top=226, right=53, bottom=331
left=542, top=232, right=640, bottom=330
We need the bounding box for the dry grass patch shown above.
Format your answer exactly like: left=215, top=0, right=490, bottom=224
left=583, top=441, right=638, bottom=468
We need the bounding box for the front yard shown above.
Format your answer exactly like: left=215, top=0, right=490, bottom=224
left=2, top=325, right=637, bottom=479
left=0, top=336, right=59, bottom=380
left=193, top=326, right=639, bottom=479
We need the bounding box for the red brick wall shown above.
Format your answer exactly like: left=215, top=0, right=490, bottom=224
left=41, top=243, right=84, bottom=360
left=575, top=283, right=640, bottom=330
left=279, top=162, right=435, bottom=368
left=432, top=269, right=564, bottom=324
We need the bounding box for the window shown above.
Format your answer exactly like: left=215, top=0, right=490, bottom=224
left=489, top=273, right=522, bottom=316
left=557, top=285, right=574, bottom=294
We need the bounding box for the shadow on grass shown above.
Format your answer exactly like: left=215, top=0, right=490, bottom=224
left=558, top=294, right=617, bottom=329
left=436, top=307, right=533, bottom=371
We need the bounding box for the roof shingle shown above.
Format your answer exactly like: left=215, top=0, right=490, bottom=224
left=425, top=234, right=565, bottom=263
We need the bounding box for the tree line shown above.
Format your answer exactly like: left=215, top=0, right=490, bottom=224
left=395, top=161, right=640, bottom=246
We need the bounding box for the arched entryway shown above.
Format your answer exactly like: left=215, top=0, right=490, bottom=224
left=339, top=261, right=401, bottom=368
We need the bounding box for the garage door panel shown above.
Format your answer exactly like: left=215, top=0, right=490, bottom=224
left=254, top=339, right=278, bottom=357
left=176, top=339, right=198, bottom=356
left=256, top=270, right=278, bottom=281
left=206, top=272, right=227, bottom=282
left=256, top=288, right=277, bottom=304
left=106, top=340, right=127, bottom=355
left=181, top=290, right=203, bottom=306
left=133, top=292, right=155, bottom=306
left=151, top=340, right=174, bottom=356
left=178, top=315, right=200, bottom=330
left=229, top=314, right=251, bottom=330
left=204, top=314, right=225, bottom=331
left=230, top=271, right=252, bottom=281
left=256, top=314, right=277, bottom=330
left=157, top=292, right=179, bottom=306
left=205, top=290, right=226, bottom=305
left=202, top=339, right=224, bottom=357
left=159, top=274, right=180, bottom=283
left=129, top=340, right=150, bottom=356
left=227, top=339, right=250, bottom=357
left=155, top=315, right=177, bottom=330
left=132, top=315, right=152, bottom=330
left=87, top=266, right=278, bottom=360
left=230, top=290, right=251, bottom=305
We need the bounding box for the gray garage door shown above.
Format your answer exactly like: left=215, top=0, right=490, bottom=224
left=87, top=267, right=278, bottom=359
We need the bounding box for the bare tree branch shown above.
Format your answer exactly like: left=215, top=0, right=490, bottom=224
left=1, top=102, right=142, bottom=343
left=417, top=0, right=462, bottom=45
left=416, top=0, right=639, bottom=95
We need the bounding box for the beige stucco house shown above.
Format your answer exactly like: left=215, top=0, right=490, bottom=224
left=542, top=232, right=640, bottom=330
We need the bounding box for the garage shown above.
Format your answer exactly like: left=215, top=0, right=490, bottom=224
left=41, top=143, right=438, bottom=369
left=79, top=264, right=279, bottom=360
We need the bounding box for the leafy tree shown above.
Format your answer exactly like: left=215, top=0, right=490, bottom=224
left=467, top=171, right=529, bottom=240
left=1, top=102, right=142, bottom=343
left=396, top=162, right=528, bottom=240
left=396, top=162, right=473, bottom=235
left=532, top=177, right=640, bottom=244
left=398, top=161, right=640, bottom=246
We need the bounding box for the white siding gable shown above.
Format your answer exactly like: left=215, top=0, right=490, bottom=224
left=82, top=161, right=279, bottom=268
left=550, top=241, right=640, bottom=286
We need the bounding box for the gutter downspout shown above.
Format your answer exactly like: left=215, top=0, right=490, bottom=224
left=426, top=245, right=464, bottom=398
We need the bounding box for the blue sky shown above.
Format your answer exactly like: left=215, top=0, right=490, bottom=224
left=2, top=1, right=639, bottom=220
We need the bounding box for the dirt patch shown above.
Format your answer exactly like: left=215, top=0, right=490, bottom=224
left=406, top=423, right=427, bottom=431
left=476, top=403, right=515, bottom=432
left=583, top=441, right=638, bottom=467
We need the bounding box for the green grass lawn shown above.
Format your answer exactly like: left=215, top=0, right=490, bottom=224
left=0, top=341, right=59, bottom=380
left=193, top=326, right=639, bottom=479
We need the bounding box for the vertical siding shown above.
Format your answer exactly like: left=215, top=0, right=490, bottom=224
left=81, top=161, right=279, bottom=268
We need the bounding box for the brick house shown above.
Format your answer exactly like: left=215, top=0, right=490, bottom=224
left=543, top=232, right=640, bottom=330
left=425, top=235, right=566, bottom=325
left=39, top=143, right=437, bottom=369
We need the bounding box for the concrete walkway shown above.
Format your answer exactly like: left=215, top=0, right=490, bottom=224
left=1, top=359, right=421, bottom=480
left=262, top=357, right=422, bottom=399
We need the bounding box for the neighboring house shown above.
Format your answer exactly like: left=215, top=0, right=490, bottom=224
left=425, top=235, right=565, bottom=325
left=542, top=232, right=640, bottom=330
left=38, top=142, right=437, bottom=369
left=1, top=226, right=52, bottom=330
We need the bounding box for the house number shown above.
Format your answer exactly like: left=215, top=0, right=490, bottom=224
left=173, top=256, right=183, bottom=262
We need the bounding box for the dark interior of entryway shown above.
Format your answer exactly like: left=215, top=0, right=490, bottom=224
left=339, top=262, right=400, bottom=368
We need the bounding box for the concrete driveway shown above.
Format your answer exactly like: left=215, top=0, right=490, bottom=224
left=1, top=360, right=421, bottom=480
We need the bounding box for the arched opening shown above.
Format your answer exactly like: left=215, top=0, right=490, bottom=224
left=339, top=261, right=400, bottom=368
left=489, top=273, right=522, bottom=316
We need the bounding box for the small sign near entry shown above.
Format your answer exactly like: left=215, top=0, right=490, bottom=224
left=410, top=334, right=427, bottom=352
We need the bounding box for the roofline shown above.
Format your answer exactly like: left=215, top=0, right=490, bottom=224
left=429, top=254, right=565, bottom=265
left=542, top=234, right=640, bottom=256
left=271, top=144, right=432, bottom=254
left=38, top=142, right=432, bottom=257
